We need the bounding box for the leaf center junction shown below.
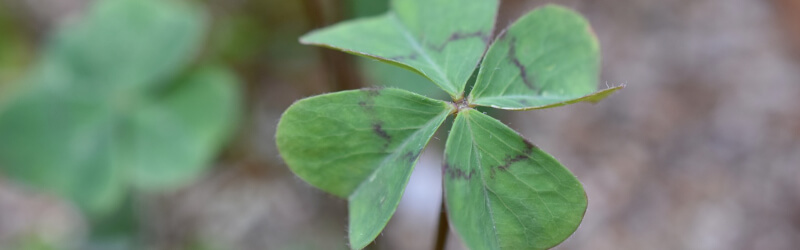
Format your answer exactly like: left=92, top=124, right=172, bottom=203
left=451, top=98, right=474, bottom=114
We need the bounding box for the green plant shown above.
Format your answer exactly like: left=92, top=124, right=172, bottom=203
left=0, top=0, right=240, bottom=218
left=277, top=0, right=622, bottom=249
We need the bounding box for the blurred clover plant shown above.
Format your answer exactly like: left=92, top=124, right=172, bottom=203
left=276, top=0, right=623, bottom=249
left=0, top=0, right=241, bottom=218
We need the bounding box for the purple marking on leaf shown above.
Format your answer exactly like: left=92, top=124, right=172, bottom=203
left=522, top=138, right=537, bottom=151
left=491, top=140, right=536, bottom=178
left=427, top=30, right=491, bottom=52
left=508, top=37, right=538, bottom=91
left=452, top=168, right=476, bottom=180
left=372, top=122, right=391, bottom=146
left=444, top=161, right=476, bottom=180
left=497, top=154, right=528, bottom=172
left=401, top=151, right=420, bottom=163
left=388, top=52, right=419, bottom=61
left=362, top=87, right=383, bottom=97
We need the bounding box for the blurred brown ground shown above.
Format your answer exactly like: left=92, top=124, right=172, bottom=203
left=1, top=0, right=800, bottom=249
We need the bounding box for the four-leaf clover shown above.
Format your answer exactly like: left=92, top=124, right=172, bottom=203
left=277, top=0, right=622, bottom=249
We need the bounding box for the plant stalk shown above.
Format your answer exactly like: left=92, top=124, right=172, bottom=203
left=434, top=198, right=449, bottom=250
left=301, top=0, right=363, bottom=91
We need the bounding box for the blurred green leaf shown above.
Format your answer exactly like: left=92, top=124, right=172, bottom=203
left=300, top=0, right=498, bottom=98
left=444, top=109, right=587, bottom=250
left=0, top=0, right=241, bottom=216
left=276, top=88, right=452, bottom=249
left=125, top=67, right=240, bottom=189
left=17, top=235, right=58, bottom=250
left=0, top=85, right=126, bottom=214
left=469, top=5, right=622, bottom=110
left=42, top=0, right=205, bottom=94
left=0, top=7, right=33, bottom=92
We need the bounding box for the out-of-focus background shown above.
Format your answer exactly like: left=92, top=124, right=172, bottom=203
left=1, top=0, right=799, bottom=249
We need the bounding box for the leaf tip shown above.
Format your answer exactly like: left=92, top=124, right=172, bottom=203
left=298, top=28, right=326, bottom=45
left=585, top=83, right=625, bottom=104
left=298, top=33, right=313, bottom=45
left=348, top=231, right=375, bottom=250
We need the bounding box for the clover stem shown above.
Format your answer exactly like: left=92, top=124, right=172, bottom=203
left=434, top=197, right=449, bottom=250
left=301, top=0, right=363, bottom=90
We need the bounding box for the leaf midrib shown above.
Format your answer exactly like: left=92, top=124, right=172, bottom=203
left=463, top=111, right=503, bottom=249
left=475, top=94, right=585, bottom=102
left=346, top=106, right=451, bottom=248
left=348, top=106, right=451, bottom=198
